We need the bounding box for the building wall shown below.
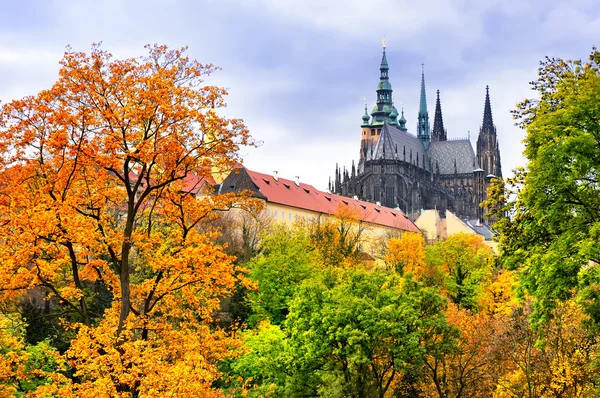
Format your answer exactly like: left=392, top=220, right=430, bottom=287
left=263, top=201, right=405, bottom=240
left=414, top=209, right=440, bottom=242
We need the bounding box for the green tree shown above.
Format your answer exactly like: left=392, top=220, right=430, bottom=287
left=246, top=225, right=319, bottom=326
left=496, top=48, right=600, bottom=326
left=426, top=233, right=493, bottom=310
left=282, top=268, right=456, bottom=398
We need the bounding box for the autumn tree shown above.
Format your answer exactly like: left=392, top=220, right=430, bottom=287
left=0, top=44, right=256, bottom=396
left=493, top=301, right=599, bottom=397
left=305, top=205, right=368, bottom=267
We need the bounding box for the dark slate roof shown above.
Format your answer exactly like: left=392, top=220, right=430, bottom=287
left=428, top=139, right=479, bottom=175
left=371, top=123, right=396, bottom=160
left=466, top=219, right=495, bottom=241
left=366, top=123, right=479, bottom=175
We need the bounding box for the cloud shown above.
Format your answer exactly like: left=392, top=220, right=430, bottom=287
left=0, top=0, right=599, bottom=189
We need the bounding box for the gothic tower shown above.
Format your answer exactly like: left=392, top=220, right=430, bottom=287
left=476, top=86, right=502, bottom=178
left=416, top=65, right=430, bottom=146
left=360, top=42, right=401, bottom=162
left=431, top=89, right=447, bottom=142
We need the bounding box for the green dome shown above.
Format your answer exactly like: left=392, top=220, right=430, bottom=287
left=362, top=109, right=370, bottom=122
left=383, top=104, right=393, bottom=114
left=377, top=80, right=392, bottom=91
left=371, top=105, right=379, bottom=114
left=389, top=106, right=399, bottom=117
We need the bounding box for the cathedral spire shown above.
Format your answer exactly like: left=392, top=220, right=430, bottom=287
left=481, top=85, right=495, bottom=135
left=432, top=89, right=446, bottom=141
left=417, top=64, right=430, bottom=144
left=370, top=41, right=397, bottom=125
left=380, top=40, right=389, bottom=76
left=477, top=85, right=502, bottom=178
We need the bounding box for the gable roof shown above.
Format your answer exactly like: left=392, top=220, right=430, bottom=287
left=222, top=167, right=420, bottom=233
left=372, top=124, right=429, bottom=170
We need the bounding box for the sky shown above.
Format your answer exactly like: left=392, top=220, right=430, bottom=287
left=1, top=0, right=599, bottom=190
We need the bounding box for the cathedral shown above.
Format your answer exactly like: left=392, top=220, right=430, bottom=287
left=331, top=45, right=502, bottom=222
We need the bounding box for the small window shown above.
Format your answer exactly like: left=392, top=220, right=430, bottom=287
left=289, top=213, right=292, bottom=220
left=303, top=188, right=310, bottom=194
left=283, top=183, right=290, bottom=189
left=295, top=214, right=298, bottom=221
left=281, top=211, right=285, bottom=220
left=371, top=129, right=375, bottom=136
left=274, top=210, right=278, bottom=217
left=375, top=208, right=381, bottom=213
left=325, top=196, right=332, bottom=202
left=342, top=200, right=348, bottom=205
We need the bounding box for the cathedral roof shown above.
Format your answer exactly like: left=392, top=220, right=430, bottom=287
left=368, top=123, right=479, bottom=176
left=428, top=139, right=479, bottom=175
left=370, top=124, right=429, bottom=169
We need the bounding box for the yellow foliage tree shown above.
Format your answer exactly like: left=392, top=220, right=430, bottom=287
left=0, top=44, right=256, bottom=396
left=384, top=232, right=426, bottom=275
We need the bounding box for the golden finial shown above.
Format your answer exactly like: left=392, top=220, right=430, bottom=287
left=382, top=39, right=386, bottom=49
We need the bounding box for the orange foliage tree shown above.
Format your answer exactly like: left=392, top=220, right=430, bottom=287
left=0, top=44, right=256, bottom=396
left=422, top=303, right=503, bottom=397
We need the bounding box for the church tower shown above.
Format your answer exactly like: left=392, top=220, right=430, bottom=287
left=431, top=89, right=447, bottom=141
left=476, top=86, right=502, bottom=178
left=360, top=42, right=400, bottom=162
left=416, top=66, right=430, bottom=146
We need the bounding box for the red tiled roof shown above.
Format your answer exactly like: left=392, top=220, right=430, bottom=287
left=126, top=170, right=214, bottom=195
left=182, top=173, right=214, bottom=194
left=243, top=168, right=420, bottom=233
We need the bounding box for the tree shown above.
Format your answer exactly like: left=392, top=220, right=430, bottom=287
left=494, top=48, right=600, bottom=326
left=245, top=225, right=319, bottom=326
left=282, top=268, right=455, bottom=397
left=0, top=44, right=256, bottom=396
left=384, top=232, right=426, bottom=275
left=305, top=205, right=368, bottom=267
left=421, top=303, right=502, bottom=398
left=493, top=301, right=599, bottom=398
left=426, top=233, right=493, bottom=310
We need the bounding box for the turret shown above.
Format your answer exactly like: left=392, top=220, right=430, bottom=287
left=399, top=103, right=407, bottom=131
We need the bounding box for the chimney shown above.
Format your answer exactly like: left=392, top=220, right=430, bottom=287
left=376, top=201, right=381, bottom=206
left=273, top=171, right=278, bottom=182
left=294, top=176, right=300, bottom=186
left=353, top=195, right=358, bottom=201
